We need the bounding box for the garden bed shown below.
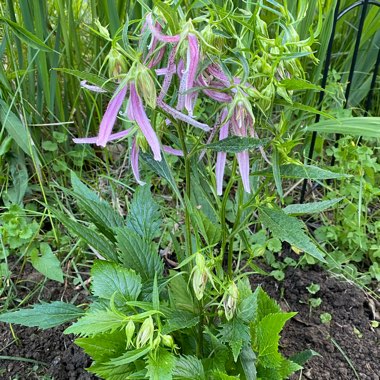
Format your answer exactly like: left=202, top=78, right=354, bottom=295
left=1, top=266, right=379, bottom=379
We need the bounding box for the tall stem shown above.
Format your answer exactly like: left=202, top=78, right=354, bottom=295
left=176, top=123, right=192, bottom=258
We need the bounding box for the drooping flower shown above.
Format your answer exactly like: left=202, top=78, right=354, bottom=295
left=214, top=91, right=258, bottom=194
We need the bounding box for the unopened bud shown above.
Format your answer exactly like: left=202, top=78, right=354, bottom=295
left=136, top=317, right=155, bottom=348
left=136, top=65, right=157, bottom=109
left=125, top=320, right=135, bottom=348
left=161, top=334, right=174, bottom=348
left=223, top=282, right=239, bottom=321
left=94, top=19, right=110, bottom=39
left=107, top=47, right=127, bottom=78
left=192, top=266, right=208, bottom=300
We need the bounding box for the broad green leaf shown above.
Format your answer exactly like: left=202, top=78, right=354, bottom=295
left=147, top=348, right=175, bottom=380
left=0, top=302, right=83, bottom=329
left=255, top=312, right=296, bottom=368
left=126, top=186, right=161, bottom=241
left=218, top=318, right=251, bottom=362
left=279, top=359, right=302, bottom=378
left=54, top=68, right=114, bottom=92
left=240, top=345, right=257, bottom=380
left=0, top=16, right=53, bottom=52
left=0, top=100, right=33, bottom=158
left=71, top=171, right=124, bottom=241
left=173, top=355, right=205, bottom=380
left=305, top=117, right=380, bottom=137
left=168, top=274, right=196, bottom=313
left=30, top=243, right=64, bottom=283
left=255, top=287, right=281, bottom=322
left=51, top=209, right=118, bottom=262
left=238, top=290, right=258, bottom=323
left=116, top=228, right=164, bottom=281
left=91, top=261, right=142, bottom=302
left=75, top=331, right=127, bottom=362
left=283, top=198, right=344, bottom=215
left=64, top=309, right=126, bottom=336
left=205, top=136, right=269, bottom=153
left=88, top=363, right=140, bottom=380
left=259, top=207, right=326, bottom=263
left=162, top=310, right=200, bottom=335
left=140, top=152, right=182, bottom=201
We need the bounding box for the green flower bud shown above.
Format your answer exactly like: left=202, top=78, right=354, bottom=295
left=94, top=19, right=110, bottom=39
left=192, top=266, right=208, bottom=301
left=136, top=317, right=155, bottom=348
left=136, top=64, right=157, bottom=109
left=125, top=320, right=135, bottom=348
left=223, top=282, right=239, bottom=321
left=107, top=47, right=127, bottom=78
left=161, top=334, right=174, bottom=348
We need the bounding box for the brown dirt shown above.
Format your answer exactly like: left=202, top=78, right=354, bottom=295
left=252, top=266, right=380, bottom=380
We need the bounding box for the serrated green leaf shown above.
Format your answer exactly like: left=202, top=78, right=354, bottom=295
left=256, top=287, right=281, bottom=322
left=206, top=136, right=269, bottom=153
left=255, top=312, right=296, bottom=368
left=54, top=68, right=114, bottom=92
left=173, top=355, right=205, bottom=380
left=240, top=345, right=257, bottom=380
left=0, top=16, right=54, bottom=52
left=238, top=290, right=258, bottom=323
left=51, top=209, right=118, bottom=262
left=64, top=309, right=126, bottom=336
left=91, top=261, right=142, bottom=302
left=126, top=186, right=161, bottom=241
left=162, top=310, right=199, bottom=335
left=140, top=152, right=182, bottom=201
left=305, top=117, right=380, bottom=137
left=147, top=348, right=175, bottom=380
left=30, top=243, right=64, bottom=283
left=0, top=302, right=83, bottom=329
left=259, top=207, right=326, bottom=263
left=71, top=171, right=124, bottom=241
left=75, top=331, right=127, bottom=362
left=218, top=318, right=250, bottom=362
left=283, top=198, right=344, bottom=215
left=279, top=359, right=302, bottom=378
left=116, top=228, right=164, bottom=281
left=88, top=362, right=137, bottom=380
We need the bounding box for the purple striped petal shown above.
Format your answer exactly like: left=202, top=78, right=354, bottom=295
left=147, top=45, right=166, bottom=68
left=157, top=99, right=211, bottom=131
left=130, top=83, right=162, bottom=161
left=163, top=145, right=184, bottom=156
left=236, top=150, right=250, bottom=193
left=176, top=69, right=188, bottom=111
left=207, top=64, right=230, bottom=87
left=215, top=108, right=230, bottom=195
left=131, top=138, right=146, bottom=185
left=96, top=86, right=128, bottom=147
left=80, top=80, right=107, bottom=93
left=185, top=34, right=199, bottom=114
left=73, top=128, right=132, bottom=144
left=146, top=13, right=180, bottom=43
left=158, top=47, right=177, bottom=101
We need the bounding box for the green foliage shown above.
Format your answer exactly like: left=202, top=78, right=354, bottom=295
left=206, top=137, right=269, bottom=153
left=0, top=301, right=83, bottom=328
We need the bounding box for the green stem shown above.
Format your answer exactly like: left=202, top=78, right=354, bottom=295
left=176, top=123, right=192, bottom=258
left=220, top=158, right=237, bottom=276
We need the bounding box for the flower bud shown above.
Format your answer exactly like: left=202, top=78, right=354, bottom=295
left=94, top=19, right=110, bottom=39
left=107, top=47, right=127, bottom=78
left=192, top=266, right=208, bottom=301
left=125, top=320, right=135, bottom=348
left=136, top=64, right=157, bottom=109
left=223, top=282, right=239, bottom=321
left=136, top=317, right=155, bottom=348
left=161, top=334, right=174, bottom=348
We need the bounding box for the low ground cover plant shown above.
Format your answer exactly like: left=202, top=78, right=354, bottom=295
left=0, top=1, right=379, bottom=379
